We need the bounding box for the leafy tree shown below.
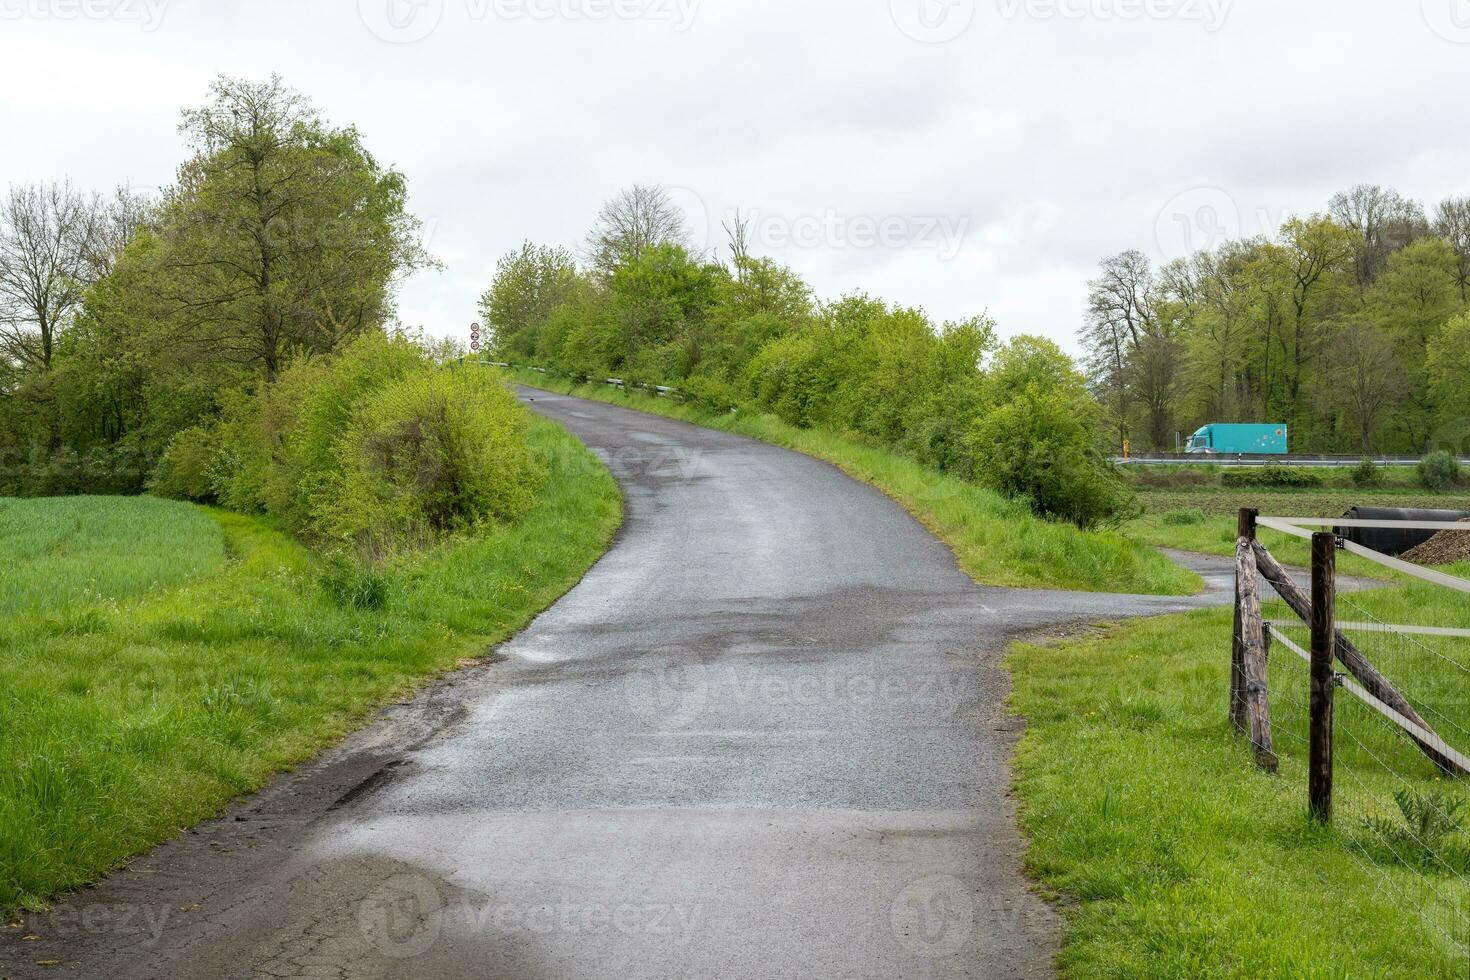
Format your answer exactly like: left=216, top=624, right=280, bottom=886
left=972, top=336, right=1137, bottom=529
left=605, top=243, right=722, bottom=376
left=479, top=241, right=580, bottom=360
left=1427, top=313, right=1470, bottom=437
left=1327, top=322, right=1404, bottom=452
left=156, top=75, right=432, bottom=380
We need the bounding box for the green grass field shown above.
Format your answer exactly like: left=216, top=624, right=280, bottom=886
left=1011, top=560, right=1470, bottom=978
left=0, top=416, right=621, bottom=910
left=505, top=369, right=1201, bottom=597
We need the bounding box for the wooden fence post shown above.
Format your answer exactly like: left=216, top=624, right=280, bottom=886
left=1309, top=531, right=1337, bottom=822
left=1231, top=508, right=1258, bottom=734
left=1237, top=532, right=1278, bottom=772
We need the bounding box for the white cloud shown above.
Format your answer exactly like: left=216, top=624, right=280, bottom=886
left=2, top=0, right=1467, bottom=356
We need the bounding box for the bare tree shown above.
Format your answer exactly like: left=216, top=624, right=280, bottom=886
left=1328, top=184, right=1428, bottom=294
left=723, top=208, right=752, bottom=277
left=1329, top=321, right=1404, bottom=452
left=1081, top=250, right=1175, bottom=447
left=0, top=180, right=102, bottom=370
left=584, top=184, right=688, bottom=280
left=85, top=186, right=154, bottom=278
left=1433, top=196, right=1470, bottom=302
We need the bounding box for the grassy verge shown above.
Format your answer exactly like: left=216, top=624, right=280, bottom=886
left=506, top=369, right=1200, bottom=596
left=1010, top=561, right=1470, bottom=978
left=0, top=415, right=620, bottom=910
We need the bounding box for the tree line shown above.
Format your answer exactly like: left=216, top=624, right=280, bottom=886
left=1082, top=185, right=1470, bottom=454
left=0, top=75, right=433, bottom=497
left=483, top=185, right=1135, bottom=528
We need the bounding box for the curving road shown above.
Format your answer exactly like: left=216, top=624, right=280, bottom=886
left=2, top=389, right=1227, bottom=980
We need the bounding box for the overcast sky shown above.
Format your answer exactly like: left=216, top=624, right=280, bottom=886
left=3, top=0, right=1469, bottom=354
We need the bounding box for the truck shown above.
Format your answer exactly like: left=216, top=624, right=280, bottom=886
left=1185, top=423, right=1289, bottom=455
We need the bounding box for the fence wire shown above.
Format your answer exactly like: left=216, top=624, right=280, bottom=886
left=1258, top=562, right=1470, bottom=967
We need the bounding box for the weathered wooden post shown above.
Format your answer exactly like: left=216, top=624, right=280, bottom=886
left=1231, top=508, right=1258, bottom=734
left=1309, top=531, right=1337, bottom=822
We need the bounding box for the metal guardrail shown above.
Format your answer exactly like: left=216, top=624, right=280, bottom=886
left=477, top=360, right=685, bottom=399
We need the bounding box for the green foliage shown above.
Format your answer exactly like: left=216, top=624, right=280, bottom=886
left=1351, top=457, right=1385, bottom=487
left=1161, top=507, right=1209, bottom=526
left=1419, top=450, right=1462, bottom=490
left=211, top=330, right=429, bottom=525
left=320, top=365, right=546, bottom=552
left=1360, top=789, right=1470, bottom=874
left=1426, top=314, right=1470, bottom=442
left=1221, top=465, right=1325, bottom=488
left=150, top=425, right=220, bottom=501
left=971, top=337, right=1138, bottom=529
left=1082, top=189, right=1470, bottom=455
left=680, top=375, right=742, bottom=413
left=0, top=76, right=434, bottom=499
left=478, top=241, right=579, bottom=360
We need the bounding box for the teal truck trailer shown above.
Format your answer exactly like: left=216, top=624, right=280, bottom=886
left=1186, top=423, right=1289, bottom=454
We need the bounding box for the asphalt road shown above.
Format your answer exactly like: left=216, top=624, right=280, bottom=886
left=2, top=389, right=1229, bottom=980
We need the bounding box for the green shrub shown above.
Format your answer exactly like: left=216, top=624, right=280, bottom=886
left=971, top=340, right=1138, bottom=530
left=150, top=425, right=220, bottom=502
left=681, top=375, right=742, bottom=413
left=1162, top=507, right=1208, bottom=526
left=212, top=331, right=429, bottom=528
left=1221, top=465, right=1324, bottom=488
left=1351, top=458, right=1384, bottom=488
left=320, top=365, right=546, bottom=552
left=1360, top=788, right=1470, bottom=874
left=1419, top=450, right=1462, bottom=491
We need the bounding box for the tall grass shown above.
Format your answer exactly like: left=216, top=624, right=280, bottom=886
left=0, top=416, right=620, bottom=910
left=507, top=370, right=1200, bottom=596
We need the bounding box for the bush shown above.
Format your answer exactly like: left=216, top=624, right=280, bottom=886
left=1351, top=458, right=1384, bottom=488
left=681, top=374, right=742, bottom=413
left=1221, top=465, right=1324, bottom=488
left=1419, top=450, right=1462, bottom=491
left=320, top=365, right=546, bottom=552
left=212, top=331, right=429, bottom=527
left=1162, top=507, right=1208, bottom=526
left=971, top=342, right=1138, bottom=530
left=150, top=425, right=220, bottom=501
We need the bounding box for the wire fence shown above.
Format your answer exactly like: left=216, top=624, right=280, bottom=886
left=1238, top=515, right=1470, bottom=967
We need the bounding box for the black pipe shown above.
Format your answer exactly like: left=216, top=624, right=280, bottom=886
left=1336, top=507, right=1470, bottom=556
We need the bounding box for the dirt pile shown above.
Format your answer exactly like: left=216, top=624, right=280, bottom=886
left=1401, top=518, right=1470, bottom=566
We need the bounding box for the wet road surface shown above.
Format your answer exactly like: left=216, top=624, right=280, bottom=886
left=2, top=389, right=1235, bottom=980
